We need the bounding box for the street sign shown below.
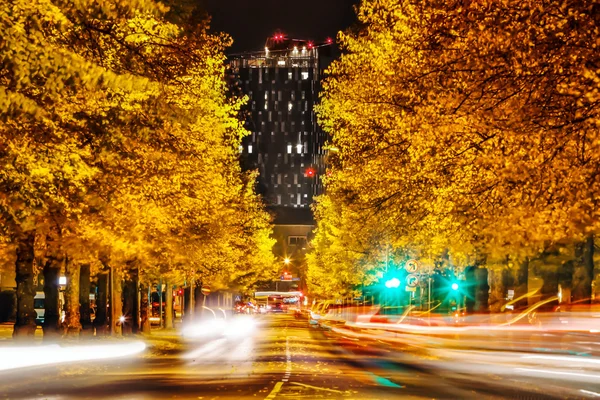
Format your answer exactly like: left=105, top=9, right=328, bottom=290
left=405, top=286, right=417, bottom=292
left=234, top=295, right=241, bottom=302
left=405, top=260, right=419, bottom=273
left=201, top=286, right=211, bottom=296
left=281, top=272, right=292, bottom=281
left=406, top=274, right=419, bottom=287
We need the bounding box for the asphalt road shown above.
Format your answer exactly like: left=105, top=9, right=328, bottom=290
left=0, top=314, right=598, bottom=399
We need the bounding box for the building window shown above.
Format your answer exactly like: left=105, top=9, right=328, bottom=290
left=301, top=71, right=309, bottom=80
left=301, top=91, right=306, bottom=100
left=288, top=72, right=292, bottom=80
left=288, top=236, right=308, bottom=246
left=288, top=102, right=293, bottom=111
left=294, top=174, right=298, bottom=184
left=278, top=91, right=283, bottom=101
left=277, top=195, right=282, bottom=205
left=296, top=144, right=302, bottom=154
left=304, top=194, right=308, bottom=198
left=277, top=174, right=282, bottom=184
left=287, top=144, right=292, bottom=154
left=248, top=145, right=253, bottom=154
left=265, top=92, right=268, bottom=100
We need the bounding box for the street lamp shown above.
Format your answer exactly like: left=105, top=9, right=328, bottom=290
left=284, top=258, right=291, bottom=265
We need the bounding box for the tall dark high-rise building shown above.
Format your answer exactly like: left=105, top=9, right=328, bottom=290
left=228, top=34, right=332, bottom=221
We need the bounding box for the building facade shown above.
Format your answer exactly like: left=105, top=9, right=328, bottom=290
left=228, top=35, right=332, bottom=214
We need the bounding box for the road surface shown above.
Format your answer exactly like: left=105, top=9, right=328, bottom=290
left=0, top=314, right=598, bottom=399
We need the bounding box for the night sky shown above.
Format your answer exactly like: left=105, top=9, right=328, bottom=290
left=197, top=0, right=360, bottom=53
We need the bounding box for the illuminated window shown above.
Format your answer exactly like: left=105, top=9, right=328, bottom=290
left=294, top=174, right=298, bottom=184
left=296, top=144, right=303, bottom=154
left=301, top=72, right=309, bottom=80
left=288, top=102, right=293, bottom=111
left=248, top=145, right=253, bottom=154
left=304, top=194, right=308, bottom=198
left=238, top=145, right=243, bottom=153
left=277, top=195, right=281, bottom=205
left=277, top=60, right=285, bottom=66
left=287, top=144, right=292, bottom=154
left=264, top=92, right=268, bottom=100
left=288, top=72, right=292, bottom=79
left=277, top=174, right=282, bottom=184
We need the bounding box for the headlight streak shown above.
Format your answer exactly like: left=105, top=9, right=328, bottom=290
left=0, top=341, right=146, bottom=371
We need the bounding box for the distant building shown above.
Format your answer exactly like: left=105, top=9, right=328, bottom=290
left=228, top=33, right=333, bottom=222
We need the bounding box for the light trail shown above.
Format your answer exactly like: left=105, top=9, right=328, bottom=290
left=0, top=341, right=146, bottom=371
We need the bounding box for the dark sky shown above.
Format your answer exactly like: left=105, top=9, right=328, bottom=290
left=198, top=0, right=359, bottom=53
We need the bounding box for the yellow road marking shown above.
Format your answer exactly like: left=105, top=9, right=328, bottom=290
left=290, top=382, right=343, bottom=394
left=265, top=381, right=283, bottom=399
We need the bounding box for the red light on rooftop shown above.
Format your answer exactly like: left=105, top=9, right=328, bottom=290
left=307, top=41, right=314, bottom=48
left=306, top=167, right=316, bottom=177
left=326, top=37, right=333, bottom=44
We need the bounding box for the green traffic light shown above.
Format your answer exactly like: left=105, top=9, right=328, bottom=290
left=385, top=278, right=400, bottom=288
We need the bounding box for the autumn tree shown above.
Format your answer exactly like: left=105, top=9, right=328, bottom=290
left=311, top=0, right=599, bottom=305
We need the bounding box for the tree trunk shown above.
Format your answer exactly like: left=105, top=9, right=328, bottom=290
left=79, top=264, right=92, bottom=336
left=165, top=282, right=174, bottom=329
left=189, top=280, right=195, bottom=321
left=94, top=271, right=109, bottom=336
left=13, top=232, right=37, bottom=339
left=488, top=267, right=511, bottom=313
left=474, top=267, right=489, bottom=313
left=464, top=266, right=476, bottom=313
left=42, top=256, right=62, bottom=340
left=572, top=236, right=595, bottom=303
left=122, top=270, right=138, bottom=335
left=194, top=282, right=203, bottom=316
left=514, top=258, right=529, bottom=309
left=110, top=267, right=123, bottom=336
left=140, top=283, right=151, bottom=334
left=64, top=258, right=82, bottom=337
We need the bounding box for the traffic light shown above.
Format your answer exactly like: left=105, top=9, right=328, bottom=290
left=451, top=282, right=459, bottom=291
left=385, top=277, right=400, bottom=289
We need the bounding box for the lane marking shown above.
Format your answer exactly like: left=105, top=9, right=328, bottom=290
left=290, top=382, right=343, bottom=394
left=581, top=390, right=600, bottom=397
left=265, top=382, right=283, bottom=400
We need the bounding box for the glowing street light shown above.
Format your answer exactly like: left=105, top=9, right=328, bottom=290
left=284, top=258, right=291, bottom=265
left=451, top=282, right=459, bottom=291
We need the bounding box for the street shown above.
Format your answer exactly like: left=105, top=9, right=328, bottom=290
left=1, top=314, right=598, bottom=399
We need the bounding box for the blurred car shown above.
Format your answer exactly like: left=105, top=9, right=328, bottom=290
left=234, top=302, right=257, bottom=314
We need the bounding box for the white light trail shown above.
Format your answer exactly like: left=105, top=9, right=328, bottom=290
left=0, top=341, right=146, bottom=371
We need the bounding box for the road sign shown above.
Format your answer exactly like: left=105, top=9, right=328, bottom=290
left=201, top=286, right=211, bottom=296
left=405, top=286, right=417, bottom=292
left=234, top=295, right=241, bottom=302
left=406, top=274, right=419, bottom=287
left=405, top=260, right=419, bottom=273
left=281, top=272, right=292, bottom=281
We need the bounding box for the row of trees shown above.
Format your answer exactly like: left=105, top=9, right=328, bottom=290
left=1, top=0, right=276, bottom=339
left=308, top=0, right=599, bottom=308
